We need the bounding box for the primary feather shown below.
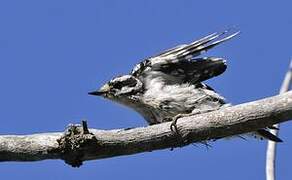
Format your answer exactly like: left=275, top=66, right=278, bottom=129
left=132, top=30, right=239, bottom=84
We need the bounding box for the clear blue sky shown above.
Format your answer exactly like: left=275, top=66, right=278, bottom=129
left=0, top=1, right=291, bottom=179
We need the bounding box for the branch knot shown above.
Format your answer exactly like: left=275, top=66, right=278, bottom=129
left=57, top=121, right=98, bottom=167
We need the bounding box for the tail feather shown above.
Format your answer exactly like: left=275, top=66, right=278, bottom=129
left=256, top=129, right=283, bottom=142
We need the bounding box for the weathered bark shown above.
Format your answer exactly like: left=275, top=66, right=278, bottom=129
left=0, top=91, right=292, bottom=167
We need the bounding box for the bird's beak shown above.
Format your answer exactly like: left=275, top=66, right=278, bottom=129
left=88, top=84, right=110, bottom=96
left=88, top=91, right=105, bottom=96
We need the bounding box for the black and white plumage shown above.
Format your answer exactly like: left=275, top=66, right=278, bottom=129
left=89, top=30, right=282, bottom=142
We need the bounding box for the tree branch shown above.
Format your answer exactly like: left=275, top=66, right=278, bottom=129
left=266, top=60, right=292, bottom=180
left=1, top=91, right=292, bottom=167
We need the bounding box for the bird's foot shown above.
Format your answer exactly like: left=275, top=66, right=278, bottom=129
left=170, top=113, right=192, bottom=134
left=170, top=114, right=180, bottom=134
left=170, top=108, right=220, bottom=134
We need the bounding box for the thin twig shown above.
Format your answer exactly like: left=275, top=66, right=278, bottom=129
left=266, top=60, right=292, bottom=180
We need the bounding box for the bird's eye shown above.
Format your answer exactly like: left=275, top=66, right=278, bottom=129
left=124, top=78, right=137, bottom=87
left=112, top=82, right=123, bottom=89
left=112, top=78, right=137, bottom=89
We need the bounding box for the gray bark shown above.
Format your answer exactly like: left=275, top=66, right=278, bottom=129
left=0, top=91, right=292, bottom=167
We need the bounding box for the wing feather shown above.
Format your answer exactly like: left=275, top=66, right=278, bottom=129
left=176, top=31, right=239, bottom=59
left=131, top=29, right=239, bottom=84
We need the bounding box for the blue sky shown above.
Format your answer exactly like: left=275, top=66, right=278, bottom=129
left=0, top=1, right=291, bottom=179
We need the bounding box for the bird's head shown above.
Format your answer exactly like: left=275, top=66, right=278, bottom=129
left=89, top=75, right=143, bottom=103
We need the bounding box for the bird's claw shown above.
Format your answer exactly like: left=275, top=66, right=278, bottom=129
left=170, top=121, right=178, bottom=134
left=170, top=115, right=182, bottom=134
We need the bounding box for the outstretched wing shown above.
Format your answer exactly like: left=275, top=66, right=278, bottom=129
left=131, top=30, right=239, bottom=84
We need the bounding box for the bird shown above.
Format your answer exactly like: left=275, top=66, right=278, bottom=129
left=89, top=30, right=282, bottom=142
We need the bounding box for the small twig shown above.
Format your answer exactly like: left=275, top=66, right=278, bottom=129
left=82, top=120, right=89, bottom=134
left=266, top=60, right=292, bottom=180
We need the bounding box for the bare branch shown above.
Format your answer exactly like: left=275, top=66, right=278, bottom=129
left=0, top=91, right=292, bottom=167
left=266, top=60, right=292, bottom=180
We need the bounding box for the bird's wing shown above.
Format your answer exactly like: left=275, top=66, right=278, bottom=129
left=131, top=30, right=239, bottom=84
